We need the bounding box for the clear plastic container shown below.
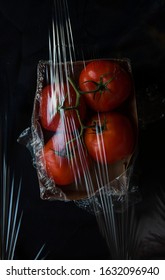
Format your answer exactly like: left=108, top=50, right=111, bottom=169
left=18, top=58, right=138, bottom=201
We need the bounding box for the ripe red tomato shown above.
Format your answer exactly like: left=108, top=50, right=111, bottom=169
left=84, top=112, right=135, bottom=164
left=39, top=83, right=86, bottom=132
left=79, top=60, right=132, bottom=112
left=43, top=131, right=90, bottom=186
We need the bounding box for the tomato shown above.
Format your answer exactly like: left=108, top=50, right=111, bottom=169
left=79, top=60, right=132, bottom=112
left=84, top=112, right=135, bottom=164
left=39, top=83, right=86, bottom=132
left=43, top=131, right=90, bottom=186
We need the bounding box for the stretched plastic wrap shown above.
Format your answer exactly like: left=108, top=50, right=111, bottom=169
left=16, top=0, right=140, bottom=260
left=18, top=58, right=138, bottom=202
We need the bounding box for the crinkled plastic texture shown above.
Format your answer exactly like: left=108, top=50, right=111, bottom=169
left=75, top=169, right=141, bottom=214
left=18, top=58, right=138, bottom=202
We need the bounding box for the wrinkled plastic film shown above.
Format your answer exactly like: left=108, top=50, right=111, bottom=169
left=18, top=58, right=138, bottom=202
left=75, top=166, right=141, bottom=214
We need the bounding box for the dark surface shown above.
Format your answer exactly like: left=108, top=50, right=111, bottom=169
left=0, top=0, right=165, bottom=259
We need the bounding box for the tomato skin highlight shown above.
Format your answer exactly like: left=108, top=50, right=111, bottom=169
left=84, top=112, right=135, bottom=164
left=79, top=60, right=132, bottom=112
left=39, top=83, right=86, bottom=132
left=43, top=132, right=90, bottom=186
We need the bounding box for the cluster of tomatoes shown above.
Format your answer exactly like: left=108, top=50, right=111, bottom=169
left=39, top=60, right=135, bottom=186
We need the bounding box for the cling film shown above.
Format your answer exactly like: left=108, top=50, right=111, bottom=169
left=16, top=0, right=142, bottom=260
left=18, top=58, right=138, bottom=202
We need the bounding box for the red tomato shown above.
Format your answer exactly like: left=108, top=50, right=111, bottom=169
left=79, top=60, right=132, bottom=112
left=39, top=83, right=86, bottom=132
left=84, top=112, right=135, bottom=164
left=43, top=131, right=90, bottom=186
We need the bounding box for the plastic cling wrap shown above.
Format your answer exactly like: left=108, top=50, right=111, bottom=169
left=18, top=58, right=138, bottom=202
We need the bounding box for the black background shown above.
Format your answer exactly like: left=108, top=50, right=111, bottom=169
left=0, top=0, right=165, bottom=259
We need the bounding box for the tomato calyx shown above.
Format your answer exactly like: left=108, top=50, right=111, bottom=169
left=90, top=116, right=107, bottom=135
left=79, top=73, right=114, bottom=99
